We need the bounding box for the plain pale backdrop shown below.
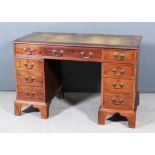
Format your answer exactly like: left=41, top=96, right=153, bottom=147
left=0, top=22, right=154, bottom=92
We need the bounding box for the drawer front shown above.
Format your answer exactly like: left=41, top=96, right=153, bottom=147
left=17, top=86, right=44, bottom=102
left=102, top=49, right=137, bottom=63
left=16, top=71, right=43, bottom=87
left=102, top=93, right=133, bottom=110
left=73, top=47, right=102, bottom=61
left=15, top=58, right=43, bottom=71
left=43, top=46, right=102, bottom=61
left=103, top=63, right=134, bottom=78
left=103, top=78, right=133, bottom=94
left=15, top=44, right=42, bottom=55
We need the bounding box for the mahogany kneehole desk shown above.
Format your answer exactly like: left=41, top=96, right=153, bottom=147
left=13, top=32, right=142, bottom=128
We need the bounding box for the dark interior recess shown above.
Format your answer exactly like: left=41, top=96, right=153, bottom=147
left=45, top=59, right=101, bottom=92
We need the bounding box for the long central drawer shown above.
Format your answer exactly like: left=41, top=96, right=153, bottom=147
left=43, top=46, right=102, bottom=61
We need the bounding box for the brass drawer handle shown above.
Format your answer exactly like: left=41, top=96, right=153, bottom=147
left=119, top=98, right=124, bottom=103
left=24, top=76, right=35, bottom=83
left=80, top=52, right=93, bottom=58
left=52, top=50, right=64, bottom=56
left=25, top=91, right=36, bottom=97
left=112, top=67, right=125, bottom=76
left=112, top=97, right=124, bottom=105
left=23, top=47, right=29, bottom=51
left=23, top=61, right=35, bottom=69
left=112, top=82, right=124, bottom=89
left=23, top=48, right=35, bottom=55
left=113, top=52, right=126, bottom=61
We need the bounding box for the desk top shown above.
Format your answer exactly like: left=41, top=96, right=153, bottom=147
left=14, top=32, right=142, bottom=49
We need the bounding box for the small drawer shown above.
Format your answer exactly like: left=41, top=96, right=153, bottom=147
left=17, top=86, right=44, bottom=102
left=103, top=78, right=133, bottom=94
left=16, top=71, right=43, bottom=87
left=43, top=46, right=102, bottom=61
left=15, top=58, right=43, bottom=71
left=102, top=93, right=133, bottom=110
left=102, top=63, right=134, bottom=78
left=15, top=44, right=42, bottom=55
left=102, top=49, right=137, bottom=63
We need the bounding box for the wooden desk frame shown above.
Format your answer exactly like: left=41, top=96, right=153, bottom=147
left=13, top=32, right=142, bottom=128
